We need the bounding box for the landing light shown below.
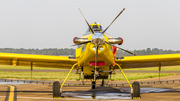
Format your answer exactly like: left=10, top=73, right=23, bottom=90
left=99, top=47, right=103, bottom=51
left=92, top=47, right=96, bottom=51
left=92, top=47, right=103, bottom=51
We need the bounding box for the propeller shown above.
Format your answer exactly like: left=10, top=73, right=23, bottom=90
left=102, top=8, right=125, bottom=34
left=104, top=41, right=136, bottom=56
left=94, top=44, right=99, bottom=81
left=58, top=41, right=91, bottom=49
left=76, top=4, right=95, bottom=35
left=116, top=46, right=136, bottom=56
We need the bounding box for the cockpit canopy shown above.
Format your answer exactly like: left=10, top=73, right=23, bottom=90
left=83, top=22, right=103, bottom=36
left=89, top=22, right=102, bottom=32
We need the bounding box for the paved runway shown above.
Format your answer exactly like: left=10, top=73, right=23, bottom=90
left=0, top=75, right=180, bottom=101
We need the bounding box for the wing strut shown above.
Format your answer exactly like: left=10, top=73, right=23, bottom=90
left=158, top=62, right=161, bottom=82
left=115, top=63, right=141, bottom=99
left=60, top=63, right=78, bottom=94
left=31, top=62, right=33, bottom=81
left=115, top=63, right=132, bottom=90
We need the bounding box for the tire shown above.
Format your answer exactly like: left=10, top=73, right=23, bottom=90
left=132, top=81, right=140, bottom=98
left=53, top=81, right=61, bottom=98
left=92, top=81, right=95, bottom=89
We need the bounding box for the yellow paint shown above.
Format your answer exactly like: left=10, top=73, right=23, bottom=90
left=76, top=47, right=82, bottom=58
left=78, top=42, right=114, bottom=66
left=54, top=97, right=61, bottom=99
left=103, top=34, right=109, bottom=42
left=115, top=63, right=133, bottom=90
left=133, top=97, right=141, bottom=99
left=90, top=23, right=102, bottom=32
left=8, top=85, right=15, bottom=101
left=119, top=54, right=180, bottom=62
left=0, top=53, right=69, bottom=61
left=12, top=58, right=17, bottom=66
left=60, top=63, right=78, bottom=90
left=76, top=32, right=115, bottom=76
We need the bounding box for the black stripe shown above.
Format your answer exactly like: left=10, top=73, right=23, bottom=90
left=5, top=86, right=10, bottom=101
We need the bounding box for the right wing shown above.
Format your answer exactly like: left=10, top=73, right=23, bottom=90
left=116, top=53, right=180, bottom=69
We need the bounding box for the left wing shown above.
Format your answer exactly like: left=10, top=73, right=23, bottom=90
left=116, top=53, right=180, bottom=69
left=0, top=53, right=77, bottom=69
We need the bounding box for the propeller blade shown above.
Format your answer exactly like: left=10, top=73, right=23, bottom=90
left=102, top=8, right=125, bottom=34
left=76, top=4, right=95, bottom=35
left=104, top=41, right=136, bottom=56
left=116, top=46, right=136, bottom=56
left=94, top=45, right=99, bottom=80
left=58, top=41, right=91, bottom=49
left=72, top=41, right=91, bottom=46
left=95, top=45, right=98, bottom=69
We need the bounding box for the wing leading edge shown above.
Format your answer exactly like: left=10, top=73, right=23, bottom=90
left=0, top=53, right=76, bottom=69
left=116, top=53, right=180, bottom=69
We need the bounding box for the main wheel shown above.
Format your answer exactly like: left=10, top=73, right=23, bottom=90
left=53, top=81, right=61, bottom=98
left=92, top=81, right=95, bottom=89
left=132, top=81, right=140, bottom=99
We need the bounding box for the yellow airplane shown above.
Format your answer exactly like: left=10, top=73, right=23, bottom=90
left=0, top=5, right=180, bottom=99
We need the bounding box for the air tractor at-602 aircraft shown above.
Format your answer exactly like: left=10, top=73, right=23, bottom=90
left=0, top=4, right=180, bottom=99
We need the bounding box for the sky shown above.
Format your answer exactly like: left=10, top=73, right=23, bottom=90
left=0, top=0, right=180, bottom=50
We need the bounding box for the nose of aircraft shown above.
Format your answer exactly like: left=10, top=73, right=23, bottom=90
left=91, top=32, right=104, bottom=45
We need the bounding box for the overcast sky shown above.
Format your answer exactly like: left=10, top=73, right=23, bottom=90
left=0, top=0, right=180, bottom=50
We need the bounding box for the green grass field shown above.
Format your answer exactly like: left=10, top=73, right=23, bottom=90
left=0, top=65, right=67, bottom=70
left=0, top=65, right=178, bottom=81
left=0, top=71, right=173, bottom=81
left=124, top=65, right=180, bottom=71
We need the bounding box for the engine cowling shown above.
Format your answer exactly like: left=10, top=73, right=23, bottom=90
left=108, top=37, right=123, bottom=45
left=73, top=37, right=89, bottom=44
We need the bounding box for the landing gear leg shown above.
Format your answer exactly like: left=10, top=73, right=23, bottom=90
left=101, top=79, right=104, bottom=87
left=115, top=63, right=140, bottom=99
left=53, top=63, right=77, bottom=98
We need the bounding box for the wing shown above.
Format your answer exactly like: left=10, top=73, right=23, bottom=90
left=116, top=53, right=180, bottom=69
left=0, top=53, right=77, bottom=69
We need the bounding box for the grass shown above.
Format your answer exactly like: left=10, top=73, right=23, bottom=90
left=111, top=73, right=173, bottom=80
left=0, top=65, right=178, bottom=81
left=124, top=65, right=180, bottom=71
left=0, top=71, right=78, bottom=80
left=0, top=65, right=67, bottom=70
left=0, top=71, right=173, bottom=81
left=0, top=65, right=180, bottom=71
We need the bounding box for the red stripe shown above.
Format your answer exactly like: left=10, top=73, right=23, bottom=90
left=89, top=62, right=105, bottom=66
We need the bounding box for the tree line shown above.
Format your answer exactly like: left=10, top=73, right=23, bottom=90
left=0, top=48, right=75, bottom=56
left=0, top=48, right=179, bottom=57
left=117, top=48, right=180, bottom=57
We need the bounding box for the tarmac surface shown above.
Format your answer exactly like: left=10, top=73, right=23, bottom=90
left=0, top=74, right=180, bottom=101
